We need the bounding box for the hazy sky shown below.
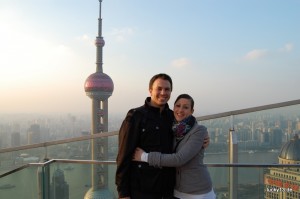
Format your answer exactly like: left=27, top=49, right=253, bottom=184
left=1, top=0, right=300, bottom=117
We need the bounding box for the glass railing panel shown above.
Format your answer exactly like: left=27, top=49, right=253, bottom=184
left=204, top=150, right=280, bottom=167
left=199, top=116, right=232, bottom=163
left=198, top=103, right=300, bottom=165
left=108, top=135, right=118, bottom=161
left=45, top=135, right=118, bottom=161
left=48, top=162, right=92, bottom=199
left=1, top=161, right=118, bottom=199
left=0, top=134, right=118, bottom=175
left=0, top=166, right=40, bottom=199
left=233, top=104, right=300, bottom=164
left=237, top=167, right=264, bottom=198
left=47, top=161, right=117, bottom=199
left=46, top=139, right=91, bottom=160
left=208, top=164, right=300, bottom=199
left=0, top=152, right=15, bottom=175
left=15, top=147, right=46, bottom=163
left=2, top=161, right=299, bottom=199
left=0, top=148, right=45, bottom=175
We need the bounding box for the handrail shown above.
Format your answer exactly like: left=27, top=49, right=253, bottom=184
left=196, top=98, right=300, bottom=121
left=0, top=164, right=30, bottom=178
left=0, top=131, right=118, bottom=154
left=0, top=159, right=116, bottom=178
left=1, top=158, right=299, bottom=178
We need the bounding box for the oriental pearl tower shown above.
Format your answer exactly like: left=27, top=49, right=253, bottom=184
left=84, top=0, right=114, bottom=198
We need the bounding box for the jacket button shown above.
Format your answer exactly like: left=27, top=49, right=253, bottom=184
left=138, top=164, right=142, bottom=168
left=142, top=128, right=145, bottom=132
left=156, top=126, right=159, bottom=130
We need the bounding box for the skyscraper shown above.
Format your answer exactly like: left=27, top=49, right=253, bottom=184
left=50, top=168, right=69, bottom=199
left=84, top=0, right=114, bottom=198
left=27, top=124, right=41, bottom=144
left=11, top=132, right=21, bottom=147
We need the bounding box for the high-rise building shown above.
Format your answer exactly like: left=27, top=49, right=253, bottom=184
left=50, top=168, right=69, bottom=199
left=84, top=0, right=114, bottom=198
left=11, top=132, right=21, bottom=147
left=27, top=124, right=41, bottom=144
left=270, top=128, right=283, bottom=147
left=296, top=121, right=300, bottom=131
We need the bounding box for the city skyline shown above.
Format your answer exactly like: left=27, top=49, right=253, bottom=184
left=1, top=0, right=300, bottom=117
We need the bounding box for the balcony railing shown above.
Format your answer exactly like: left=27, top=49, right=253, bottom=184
left=1, top=159, right=299, bottom=199
left=1, top=98, right=300, bottom=198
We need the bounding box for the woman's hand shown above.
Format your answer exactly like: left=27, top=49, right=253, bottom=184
left=132, top=147, right=145, bottom=161
left=203, top=135, right=210, bottom=149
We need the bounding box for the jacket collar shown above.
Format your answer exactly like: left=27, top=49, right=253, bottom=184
left=144, top=97, right=170, bottom=113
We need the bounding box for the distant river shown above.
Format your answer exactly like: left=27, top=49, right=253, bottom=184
left=205, top=151, right=279, bottom=188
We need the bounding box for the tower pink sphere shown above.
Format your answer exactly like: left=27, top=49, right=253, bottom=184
left=84, top=72, right=114, bottom=99
left=95, top=37, right=105, bottom=47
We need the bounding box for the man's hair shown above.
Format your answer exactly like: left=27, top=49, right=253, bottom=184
left=149, top=73, right=173, bottom=91
left=174, top=94, right=194, bottom=110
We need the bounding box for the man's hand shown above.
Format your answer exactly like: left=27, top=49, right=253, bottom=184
left=132, top=147, right=145, bottom=161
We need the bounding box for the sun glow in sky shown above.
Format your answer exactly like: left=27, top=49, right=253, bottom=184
left=1, top=0, right=300, bottom=117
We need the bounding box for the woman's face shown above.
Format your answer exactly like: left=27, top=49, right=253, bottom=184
left=173, top=98, right=194, bottom=122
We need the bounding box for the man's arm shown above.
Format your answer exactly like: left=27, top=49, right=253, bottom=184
left=115, top=110, right=139, bottom=198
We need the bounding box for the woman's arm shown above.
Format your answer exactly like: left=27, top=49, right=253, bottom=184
left=133, top=125, right=208, bottom=167
left=203, top=134, right=210, bottom=148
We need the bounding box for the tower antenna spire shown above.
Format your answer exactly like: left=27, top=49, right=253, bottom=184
left=95, top=0, right=105, bottom=73
left=98, top=0, right=103, bottom=37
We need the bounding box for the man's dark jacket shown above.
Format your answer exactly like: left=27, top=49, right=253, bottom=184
left=115, top=97, right=175, bottom=198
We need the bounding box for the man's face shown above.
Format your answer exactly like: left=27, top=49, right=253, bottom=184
left=149, top=78, right=171, bottom=108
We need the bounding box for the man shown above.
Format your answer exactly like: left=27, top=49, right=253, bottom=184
left=116, top=73, right=209, bottom=199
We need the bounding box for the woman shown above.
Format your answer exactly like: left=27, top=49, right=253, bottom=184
left=133, top=94, right=215, bottom=199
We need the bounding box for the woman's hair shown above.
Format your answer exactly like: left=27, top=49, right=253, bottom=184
left=149, top=73, right=173, bottom=91
left=174, top=94, right=194, bottom=110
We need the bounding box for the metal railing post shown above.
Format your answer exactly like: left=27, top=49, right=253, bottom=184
left=229, top=115, right=238, bottom=199
left=38, top=165, right=50, bottom=199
